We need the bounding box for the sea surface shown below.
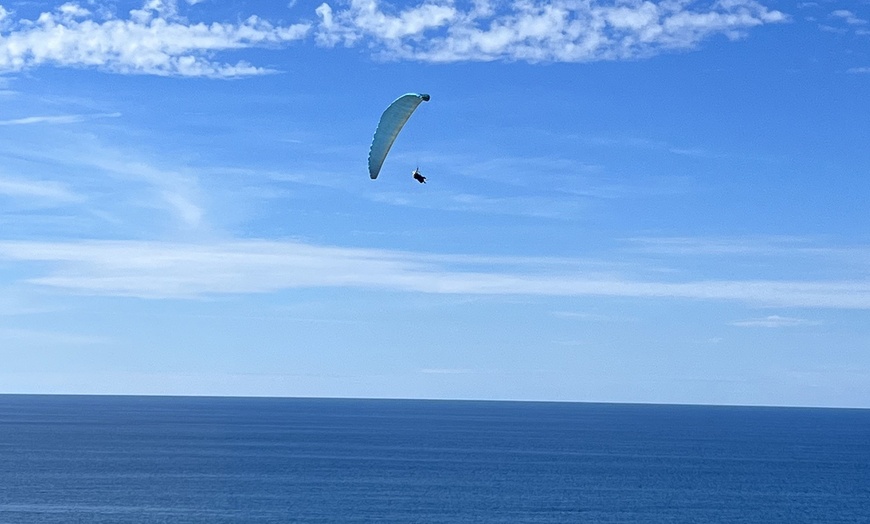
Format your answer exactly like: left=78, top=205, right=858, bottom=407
left=0, top=395, right=868, bottom=523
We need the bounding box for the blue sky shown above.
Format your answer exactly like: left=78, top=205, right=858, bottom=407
left=1, top=0, right=868, bottom=407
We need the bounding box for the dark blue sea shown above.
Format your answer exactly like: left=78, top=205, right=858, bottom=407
left=1, top=396, right=869, bottom=523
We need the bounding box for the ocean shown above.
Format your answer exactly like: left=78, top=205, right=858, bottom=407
left=0, top=395, right=868, bottom=523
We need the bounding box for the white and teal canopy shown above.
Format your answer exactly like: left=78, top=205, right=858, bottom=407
left=368, top=93, right=430, bottom=180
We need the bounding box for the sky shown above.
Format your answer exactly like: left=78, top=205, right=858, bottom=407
left=0, top=0, right=868, bottom=407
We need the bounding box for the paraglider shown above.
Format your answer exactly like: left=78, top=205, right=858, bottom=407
left=368, top=93, right=430, bottom=181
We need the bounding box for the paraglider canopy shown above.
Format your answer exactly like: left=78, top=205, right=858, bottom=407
left=368, top=93, right=430, bottom=180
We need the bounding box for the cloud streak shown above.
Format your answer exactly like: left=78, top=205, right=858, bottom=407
left=731, top=315, right=819, bottom=328
left=0, top=327, right=110, bottom=345
left=315, top=0, right=787, bottom=62
left=0, top=176, right=82, bottom=202
left=0, top=239, right=869, bottom=309
left=626, top=235, right=870, bottom=261
left=0, top=113, right=121, bottom=126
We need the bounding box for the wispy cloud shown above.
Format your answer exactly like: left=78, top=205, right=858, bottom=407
left=420, top=368, right=473, bottom=374
left=815, top=7, right=870, bottom=36
left=624, top=236, right=870, bottom=283
left=363, top=152, right=691, bottom=218
left=0, top=327, right=110, bottom=345
left=627, top=235, right=810, bottom=255
left=0, top=239, right=869, bottom=309
left=830, top=9, right=868, bottom=26
left=0, top=1, right=310, bottom=78
left=449, top=154, right=690, bottom=198
left=368, top=189, right=586, bottom=219
left=0, top=288, right=61, bottom=316
left=0, top=177, right=83, bottom=202
left=1, top=136, right=207, bottom=230
left=315, top=0, right=786, bottom=63
left=581, top=132, right=738, bottom=162
left=731, top=315, right=819, bottom=328
left=0, top=113, right=121, bottom=126
left=80, top=153, right=207, bottom=229
left=626, top=235, right=870, bottom=261
left=551, top=310, right=620, bottom=322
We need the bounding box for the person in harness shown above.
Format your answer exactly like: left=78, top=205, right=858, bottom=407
left=412, top=168, right=426, bottom=184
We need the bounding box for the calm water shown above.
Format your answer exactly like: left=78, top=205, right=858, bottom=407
left=0, top=396, right=868, bottom=523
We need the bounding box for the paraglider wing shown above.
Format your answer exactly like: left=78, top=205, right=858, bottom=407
left=368, top=93, right=430, bottom=180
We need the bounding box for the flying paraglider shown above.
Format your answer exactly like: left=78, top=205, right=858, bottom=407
left=368, top=93, right=430, bottom=181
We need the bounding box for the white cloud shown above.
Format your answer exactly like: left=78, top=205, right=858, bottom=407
left=731, top=315, right=818, bottom=328
left=0, top=0, right=786, bottom=74
left=315, top=0, right=787, bottom=62
left=0, top=1, right=311, bottom=77
left=58, top=2, right=91, bottom=19
left=316, top=0, right=457, bottom=46
left=0, top=239, right=869, bottom=309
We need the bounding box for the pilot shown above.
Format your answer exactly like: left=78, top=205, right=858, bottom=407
left=412, top=169, right=426, bottom=184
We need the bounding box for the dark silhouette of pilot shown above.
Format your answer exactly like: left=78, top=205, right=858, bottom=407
left=412, top=169, right=426, bottom=183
